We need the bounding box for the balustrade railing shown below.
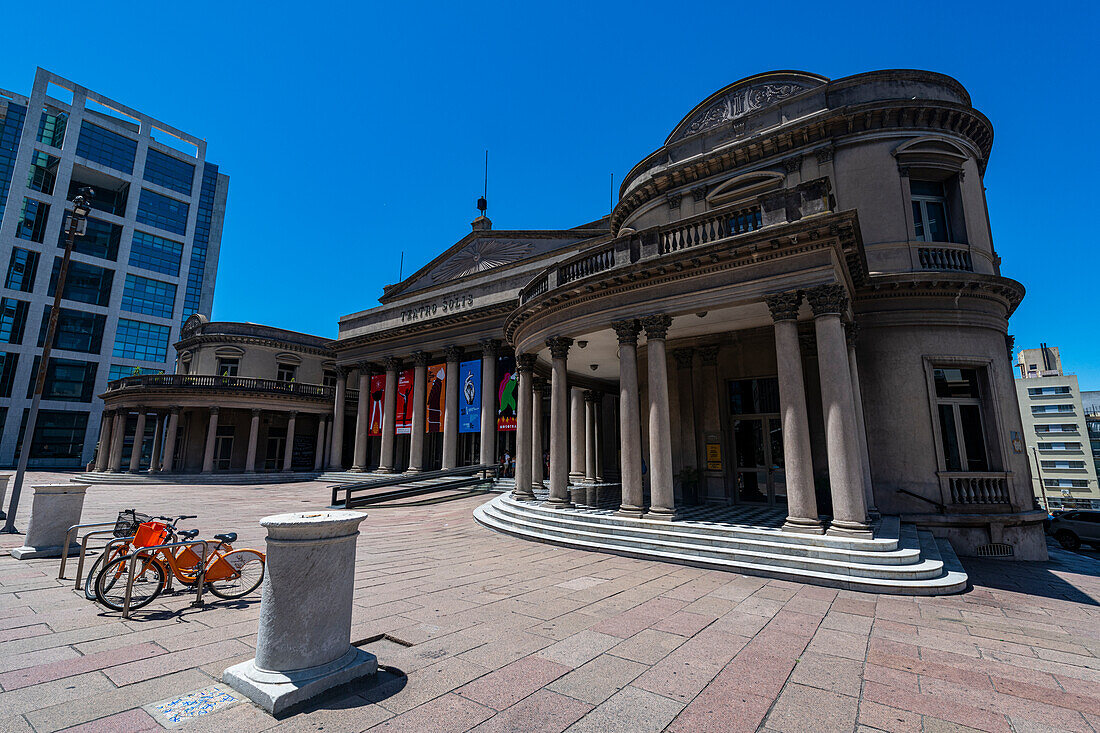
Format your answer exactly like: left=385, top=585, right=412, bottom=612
left=659, top=206, right=762, bottom=255
left=940, top=472, right=1010, bottom=505
left=918, top=247, right=973, bottom=272
left=105, top=374, right=334, bottom=399
left=521, top=275, right=549, bottom=304
left=558, top=246, right=615, bottom=286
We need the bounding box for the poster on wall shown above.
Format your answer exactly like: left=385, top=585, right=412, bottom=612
left=368, top=374, right=386, bottom=436
left=496, top=355, right=517, bottom=432
left=426, top=363, right=446, bottom=432
left=395, top=368, right=414, bottom=434
left=458, top=359, right=481, bottom=433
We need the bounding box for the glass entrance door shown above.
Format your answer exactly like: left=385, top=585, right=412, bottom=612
left=729, top=377, right=787, bottom=506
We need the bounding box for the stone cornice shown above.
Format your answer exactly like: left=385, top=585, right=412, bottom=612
left=176, top=334, right=335, bottom=358
left=854, top=272, right=1025, bottom=317
left=332, top=302, right=515, bottom=353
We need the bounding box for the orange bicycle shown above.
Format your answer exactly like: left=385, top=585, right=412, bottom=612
left=93, top=518, right=265, bottom=612
left=83, top=511, right=199, bottom=600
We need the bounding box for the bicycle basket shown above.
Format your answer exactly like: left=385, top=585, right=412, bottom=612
left=133, top=521, right=169, bottom=548
left=113, top=509, right=151, bottom=538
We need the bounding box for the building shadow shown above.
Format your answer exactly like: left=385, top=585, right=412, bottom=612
left=270, top=664, right=407, bottom=720
left=962, top=542, right=1100, bottom=606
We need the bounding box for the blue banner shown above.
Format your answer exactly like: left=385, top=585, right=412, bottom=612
left=459, top=359, right=481, bottom=434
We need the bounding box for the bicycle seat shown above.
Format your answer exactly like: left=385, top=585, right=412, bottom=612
left=213, top=532, right=237, bottom=543
left=178, top=529, right=199, bottom=540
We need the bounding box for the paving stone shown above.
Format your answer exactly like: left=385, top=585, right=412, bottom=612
left=764, top=682, right=858, bottom=732
left=788, top=651, right=863, bottom=696
left=56, top=707, right=161, bottom=732
left=0, top=642, right=163, bottom=690
left=365, top=692, right=494, bottom=732
left=105, top=638, right=251, bottom=686
left=546, top=654, right=647, bottom=706
left=469, top=689, right=591, bottom=733
left=563, top=685, right=683, bottom=733
left=455, top=655, right=570, bottom=711
left=535, top=630, right=621, bottom=669
left=607, top=628, right=685, bottom=665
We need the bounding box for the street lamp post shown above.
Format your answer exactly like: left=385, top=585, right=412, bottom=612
left=1, top=188, right=94, bottom=531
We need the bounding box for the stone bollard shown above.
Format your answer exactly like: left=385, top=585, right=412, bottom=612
left=0, top=473, right=10, bottom=519
left=223, top=511, right=377, bottom=715
left=11, top=484, right=89, bottom=559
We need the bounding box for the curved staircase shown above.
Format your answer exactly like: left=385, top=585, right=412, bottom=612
left=474, top=493, right=967, bottom=595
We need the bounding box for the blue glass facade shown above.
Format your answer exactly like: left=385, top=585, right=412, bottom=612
left=112, top=318, right=170, bottom=362
left=183, top=163, right=218, bottom=320
left=143, top=148, right=194, bottom=195
left=59, top=213, right=121, bottom=261
left=121, top=273, right=176, bottom=318
left=26, top=150, right=58, bottom=195
left=5, top=247, right=39, bottom=292
left=0, top=297, right=28, bottom=344
left=75, top=121, right=137, bottom=174
left=136, top=188, right=189, bottom=235
left=129, top=230, right=183, bottom=276
left=0, top=102, right=26, bottom=225
left=15, top=198, right=50, bottom=242
left=36, top=110, right=67, bottom=148
left=107, top=364, right=163, bottom=381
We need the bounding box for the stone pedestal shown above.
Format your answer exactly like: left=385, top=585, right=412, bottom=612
left=223, top=511, right=377, bottom=715
left=11, top=484, right=89, bottom=559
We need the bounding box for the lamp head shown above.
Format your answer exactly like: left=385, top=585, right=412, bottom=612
left=72, top=187, right=95, bottom=217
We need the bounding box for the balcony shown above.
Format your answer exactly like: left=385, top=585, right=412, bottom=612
left=104, top=374, right=334, bottom=399
left=938, top=472, right=1011, bottom=507
left=917, top=246, right=973, bottom=272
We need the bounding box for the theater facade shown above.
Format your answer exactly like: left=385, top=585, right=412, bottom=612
left=324, top=69, right=1046, bottom=589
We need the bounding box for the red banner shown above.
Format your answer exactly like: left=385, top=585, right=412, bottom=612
left=426, top=364, right=446, bottom=433
left=395, top=368, right=414, bottom=435
left=367, top=374, right=386, bottom=436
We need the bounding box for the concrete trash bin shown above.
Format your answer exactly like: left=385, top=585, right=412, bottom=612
left=10, top=484, right=89, bottom=560
left=223, top=510, right=377, bottom=714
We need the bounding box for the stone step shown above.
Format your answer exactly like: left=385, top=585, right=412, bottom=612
left=74, top=471, right=322, bottom=485
left=473, top=494, right=967, bottom=595
left=489, top=497, right=920, bottom=566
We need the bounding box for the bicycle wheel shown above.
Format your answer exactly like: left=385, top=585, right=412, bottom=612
left=94, top=554, right=165, bottom=612
left=206, top=550, right=265, bottom=599
left=83, top=544, right=130, bottom=600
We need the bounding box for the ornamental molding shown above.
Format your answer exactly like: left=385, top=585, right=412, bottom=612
left=432, top=239, right=534, bottom=282
left=546, top=336, right=573, bottom=358
left=333, top=302, right=515, bottom=352
left=806, top=283, right=849, bottom=317
left=855, top=273, right=1025, bottom=316
left=671, top=80, right=816, bottom=143
left=175, top=334, right=335, bottom=359
left=641, top=314, right=673, bottom=340
left=764, top=290, right=802, bottom=322
left=611, top=319, right=641, bottom=345
left=516, top=353, right=537, bottom=372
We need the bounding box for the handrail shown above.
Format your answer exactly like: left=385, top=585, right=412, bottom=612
left=104, top=374, right=334, bottom=398
left=59, top=521, right=118, bottom=579
left=330, top=464, right=497, bottom=507
left=896, top=488, right=945, bottom=514
left=121, top=539, right=209, bottom=619
left=658, top=204, right=762, bottom=255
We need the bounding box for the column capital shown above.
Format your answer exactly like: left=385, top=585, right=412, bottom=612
left=442, top=345, right=465, bottom=362
left=356, top=361, right=377, bottom=374
left=532, top=376, right=550, bottom=394
left=381, top=355, right=401, bottom=371
left=480, top=338, right=502, bottom=356
left=170, top=405, right=181, bottom=415
left=546, top=336, right=573, bottom=358
left=699, top=344, right=720, bottom=366
left=583, top=389, right=600, bottom=404
left=209, top=406, right=220, bottom=416
left=764, top=290, right=802, bottom=322
left=844, top=321, right=860, bottom=348
left=516, top=353, right=537, bottom=373
left=410, top=350, right=431, bottom=366
left=335, top=365, right=351, bottom=377
left=287, top=410, right=298, bottom=418
left=805, top=283, right=848, bottom=317
left=251, top=409, right=262, bottom=418
left=611, top=319, right=641, bottom=345
left=641, top=314, right=673, bottom=340
left=672, top=348, right=694, bottom=369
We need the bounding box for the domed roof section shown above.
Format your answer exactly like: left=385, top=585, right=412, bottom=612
left=664, top=71, right=829, bottom=145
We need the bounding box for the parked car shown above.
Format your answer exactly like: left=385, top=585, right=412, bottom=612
left=1048, top=510, right=1100, bottom=551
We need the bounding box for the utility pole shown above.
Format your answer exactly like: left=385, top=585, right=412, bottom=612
left=1, top=188, right=94, bottom=531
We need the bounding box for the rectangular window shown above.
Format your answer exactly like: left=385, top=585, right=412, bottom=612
left=277, top=363, right=297, bottom=383
left=121, top=274, right=176, bottom=319
left=68, top=175, right=129, bottom=217
left=1044, top=479, right=1089, bottom=489
left=6, top=248, right=39, bottom=292
left=143, top=148, right=195, bottom=195
left=933, top=367, right=989, bottom=472
left=0, top=101, right=27, bottom=224
left=49, top=258, right=113, bottom=307
left=37, top=109, right=67, bottom=148
left=108, top=364, right=164, bottom=381
left=58, top=213, right=121, bottom=261
left=1041, top=460, right=1085, bottom=470
left=0, top=352, right=18, bottom=398
left=16, top=198, right=50, bottom=242
left=1031, top=404, right=1075, bottom=414
left=113, top=318, right=170, bottom=362
left=1036, top=424, right=1078, bottom=434
left=911, top=180, right=950, bottom=243
left=38, top=307, right=106, bottom=354
left=15, top=409, right=88, bottom=466
left=1038, top=442, right=1081, bottom=451
left=136, top=188, right=189, bottom=236
left=216, top=358, right=239, bottom=376
left=1028, top=386, right=1071, bottom=396
left=729, top=377, right=780, bottom=415
left=75, top=121, right=137, bottom=174
left=183, top=164, right=218, bottom=321
left=323, top=370, right=337, bottom=388
left=26, top=356, right=98, bottom=402
left=0, top=298, right=29, bottom=344
left=26, top=150, right=60, bottom=194
left=129, top=230, right=183, bottom=277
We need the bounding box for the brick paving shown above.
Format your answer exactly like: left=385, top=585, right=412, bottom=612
left=1, top=471, right=1099, bottom=732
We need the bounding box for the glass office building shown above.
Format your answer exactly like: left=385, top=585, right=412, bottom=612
left=0, top=68, right=228, bottom=467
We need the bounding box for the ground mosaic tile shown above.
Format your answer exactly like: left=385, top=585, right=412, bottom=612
left=144, top=684, right=242, bottom=728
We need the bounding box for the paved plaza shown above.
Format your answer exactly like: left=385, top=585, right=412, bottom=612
left=1, top=474, right=1099, bottom=732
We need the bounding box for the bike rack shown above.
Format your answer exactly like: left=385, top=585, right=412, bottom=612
left=72, top=533, right=135, bottom=591
left=58, top=521, right=118, bottom=580
left=120, top=539, right=210, bottom=620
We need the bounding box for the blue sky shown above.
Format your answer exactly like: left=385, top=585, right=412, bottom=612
left=2, top=1, right=1098, bottom=384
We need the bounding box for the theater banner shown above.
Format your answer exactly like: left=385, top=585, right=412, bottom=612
left=496, top=355, right=517, bottom=432
left=458, top=359, right=480, bottom=433
left=426, top=363, right=446, bottom=432
left=395, top=368, right=414, bottom=434
left=367, top=373, right=386, bottom=436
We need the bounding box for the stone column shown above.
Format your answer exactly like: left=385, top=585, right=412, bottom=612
left=513, top=353, right=536, bottom=500
left=378, top=357, right=399, bottom=473
left=128, top=409, right=147, bottom=473
left=94, top=411, right=113, bottom=471
left=408, top=351, right=430, bottom=473
left=766, top=291, right=824, bottom=534
left=222, top=511, right=377, bottom=715
left=613, top=320, right=645, bottom=517
left=10, top=484, right=90, bottom=559
left=546, top=337, right=573, bottom=507
left=807, top=284, right=871, bottom=538
left=329, top=367, right=347, bottom=470
left=107, top=411, right=125, bottom=472
left=846, top=324, right=878, bottom=518
left=162, top=407, right=180, bottom=472
left=283, top=411, right=298, bottom=472
left=148, top=412, right=163, bottom=474
left=441, top=346, right=463, bottom=470
left=643, top=315, right=676, bottom=517
left=202, top=407, right=220, bottom=473
left=314, top=415, right=328, bottom=471
left=352, top=365, right=371, bottom=471
left=584, top=390, right=600, bottom=507
left=479, top=339, right=500, bottom=467
left=246, top=409, right=261, bottom=473
left=530, top=377, right=547, bottom=491
left=569, top=387, right=586, bottom=484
